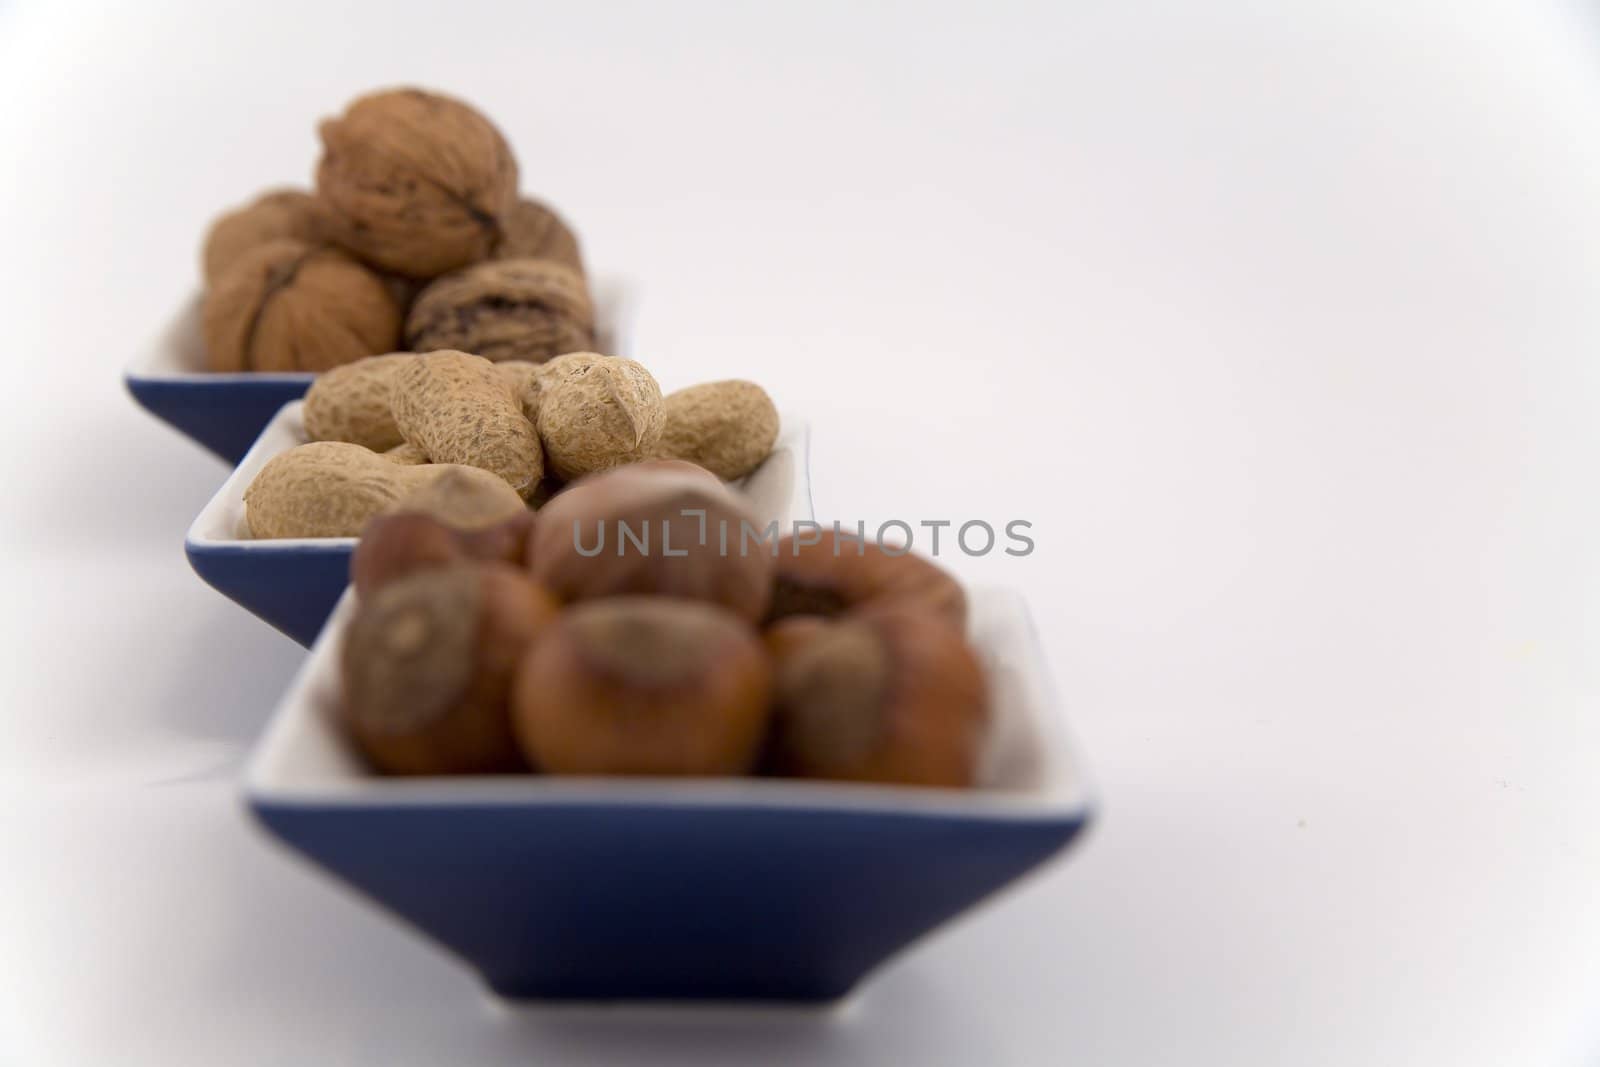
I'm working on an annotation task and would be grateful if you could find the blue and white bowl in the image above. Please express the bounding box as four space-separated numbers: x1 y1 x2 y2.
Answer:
124 296 312 464
244 586 1093 1004
126 279 636 464
186 401 814 646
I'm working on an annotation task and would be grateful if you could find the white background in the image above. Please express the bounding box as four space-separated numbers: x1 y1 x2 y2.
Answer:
3 1 1599 1063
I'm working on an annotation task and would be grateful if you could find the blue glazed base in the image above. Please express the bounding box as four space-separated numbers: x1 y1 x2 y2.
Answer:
127 373 312 465
253 799 1087 1002
186 541 351 646
244 588 1095 1003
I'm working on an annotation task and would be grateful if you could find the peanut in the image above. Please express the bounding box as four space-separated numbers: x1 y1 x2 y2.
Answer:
654 380 779 481
302 353 415 452
244 441 525 538
391 350 545 499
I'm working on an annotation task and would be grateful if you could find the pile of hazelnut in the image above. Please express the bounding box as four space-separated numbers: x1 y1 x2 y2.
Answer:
340 462 990 788
200 88 594 373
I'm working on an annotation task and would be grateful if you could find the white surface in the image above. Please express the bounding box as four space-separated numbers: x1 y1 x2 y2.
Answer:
251 587 1082 808
3 1 1600 1065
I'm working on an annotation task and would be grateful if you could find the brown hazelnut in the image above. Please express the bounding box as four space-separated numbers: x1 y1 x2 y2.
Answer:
766 530 967 629
511 597 772 776
654 380 780 480
492 197 584 275
351 510 535 599
767 609 989 787
315 88 518 277
341 563 559 775
202 239 401 372
384 465 528 529
201 188 329 285
528 460 773 622
405 258 594 363
762 615 830 662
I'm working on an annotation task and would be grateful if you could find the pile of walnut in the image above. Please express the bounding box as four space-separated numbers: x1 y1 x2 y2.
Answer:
340 463 989 787
242 349 779 538
201 87 593 373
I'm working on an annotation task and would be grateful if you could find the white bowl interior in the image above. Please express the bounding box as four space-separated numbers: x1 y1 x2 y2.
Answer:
128 276 636 380
187 402 812 549
246 586 1092 818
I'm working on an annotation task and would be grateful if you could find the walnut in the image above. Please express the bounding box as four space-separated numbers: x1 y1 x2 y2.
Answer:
315 88 518 278
201 189 329 285
404 258 594 363
201 239 402 373
492 198 584 275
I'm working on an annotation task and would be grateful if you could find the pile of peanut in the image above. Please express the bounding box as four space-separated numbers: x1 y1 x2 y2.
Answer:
244 350 780 538
341 463 990 787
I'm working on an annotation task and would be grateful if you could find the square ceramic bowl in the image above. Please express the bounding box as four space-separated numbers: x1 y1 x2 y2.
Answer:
186 402 814 647
125 278 635 464
245 586 1093 1004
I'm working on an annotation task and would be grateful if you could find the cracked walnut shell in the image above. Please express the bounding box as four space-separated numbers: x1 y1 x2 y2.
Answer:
405 258 594 363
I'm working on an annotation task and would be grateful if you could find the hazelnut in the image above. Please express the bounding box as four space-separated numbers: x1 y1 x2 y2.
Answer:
201 188 329 285
385 465 528 529
654 380 780 480
202 239 401 372
767 530 967 630
535 354 664 480
351 510 535 599
767 609 989 787
316 88 518 278
528 460 772 622
492 197 584 275
511 597 772 776
405 258 594 363
341 563 557 775
762 615 830 662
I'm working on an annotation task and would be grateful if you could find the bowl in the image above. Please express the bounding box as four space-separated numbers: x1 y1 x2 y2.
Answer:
186 401 814 646
125 278 635 464
245 586 1093 1004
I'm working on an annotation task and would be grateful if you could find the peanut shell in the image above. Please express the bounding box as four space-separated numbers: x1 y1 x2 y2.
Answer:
302 353 415 450
655 380 780 480
391 350 545 497
535 354 663 480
